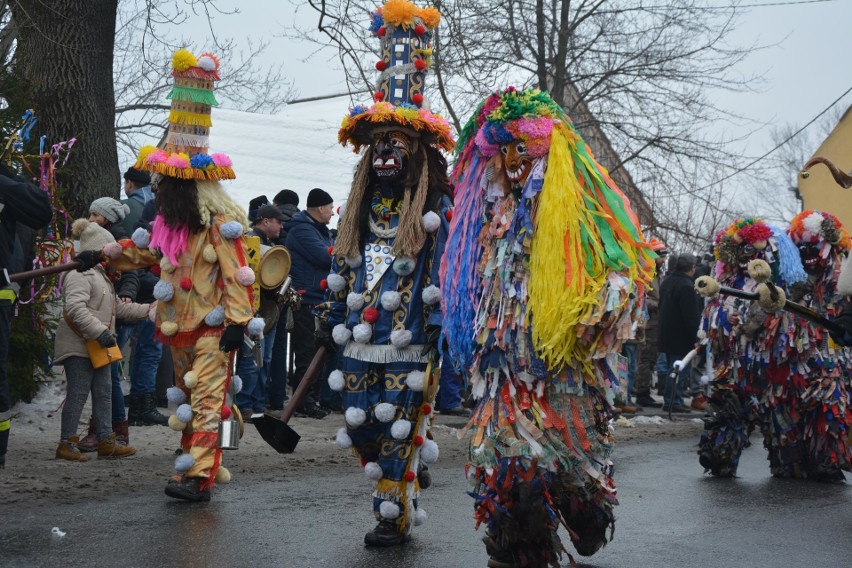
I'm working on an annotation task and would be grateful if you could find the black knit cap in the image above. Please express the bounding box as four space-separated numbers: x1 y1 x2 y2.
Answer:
306 188 333 208
123 167 151 186
273 189 299 207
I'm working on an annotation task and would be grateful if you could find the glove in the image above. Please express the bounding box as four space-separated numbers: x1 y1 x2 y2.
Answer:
314 320 336 352
96 330 117 348
219 324 245 352
75 250 103 272
421 324 442 358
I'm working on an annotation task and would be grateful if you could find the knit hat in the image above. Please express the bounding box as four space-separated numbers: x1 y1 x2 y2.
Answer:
257 203 285 221
307 188 333 208
123 167 151 186
273 189 299 207
90 197 130 224
72 219 116 253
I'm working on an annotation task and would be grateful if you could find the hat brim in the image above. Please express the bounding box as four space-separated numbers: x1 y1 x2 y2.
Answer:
339 102 454 153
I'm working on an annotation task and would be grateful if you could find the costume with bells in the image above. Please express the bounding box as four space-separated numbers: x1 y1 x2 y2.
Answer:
103 50 260 501
696 218 808 478
441 87 654 566
315 0 452 547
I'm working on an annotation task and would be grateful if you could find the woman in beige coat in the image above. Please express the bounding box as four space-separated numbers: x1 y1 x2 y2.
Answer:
54 219 153 461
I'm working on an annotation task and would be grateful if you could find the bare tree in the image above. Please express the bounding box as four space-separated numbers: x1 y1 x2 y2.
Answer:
294 0 767 249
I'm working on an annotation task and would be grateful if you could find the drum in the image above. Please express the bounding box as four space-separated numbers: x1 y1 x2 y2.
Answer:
257 245 291 290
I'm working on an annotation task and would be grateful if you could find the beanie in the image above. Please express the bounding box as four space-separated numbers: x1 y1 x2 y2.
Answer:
123 167 151 186
273 189 299 207
72 219 116 253
306 188 333 208
90 197 130 224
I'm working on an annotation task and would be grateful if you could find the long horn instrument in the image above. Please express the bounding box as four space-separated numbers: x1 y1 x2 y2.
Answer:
800 156 852 188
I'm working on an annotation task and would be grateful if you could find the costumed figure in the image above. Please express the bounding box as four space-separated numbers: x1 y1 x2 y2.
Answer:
786 210 852 481
696 218 807 477
77 50 262 501
441 87 655 567
315 0 453 547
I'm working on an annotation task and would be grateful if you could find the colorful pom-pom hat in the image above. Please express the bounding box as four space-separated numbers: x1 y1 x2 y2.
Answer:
338 0 454 153
133 49 235 181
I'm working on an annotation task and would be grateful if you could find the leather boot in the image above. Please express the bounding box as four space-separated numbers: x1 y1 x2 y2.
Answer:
97 433 136 459
56 436 88 462
113 419 130 445
364 519 410 547
140 393 169 426
77 418 99 452
165 476 211 502
127 397 145 426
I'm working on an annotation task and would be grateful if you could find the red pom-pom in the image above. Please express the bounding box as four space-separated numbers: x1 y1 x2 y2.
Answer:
180 277 192 291
375 60 387 71
414 59 426 71
363 307 380 324
445 210 453 222
421 404 432 415
413 435 424 446
404 471 416 482
374 91 385 102
414 24 426 36
412 93 424 106
221 406 232 420
320 279 328 291
378 26 386 37
328 245 334 255
150 265 161 277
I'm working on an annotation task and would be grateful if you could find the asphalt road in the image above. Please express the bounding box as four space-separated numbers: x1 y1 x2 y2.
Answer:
4 435 850 568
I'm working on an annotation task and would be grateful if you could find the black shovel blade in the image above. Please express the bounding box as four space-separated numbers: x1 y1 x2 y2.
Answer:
252 415 300 454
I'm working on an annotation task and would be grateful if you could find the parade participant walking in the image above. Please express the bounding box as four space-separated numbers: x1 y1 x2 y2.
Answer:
316 0 453 547
442 87 654 566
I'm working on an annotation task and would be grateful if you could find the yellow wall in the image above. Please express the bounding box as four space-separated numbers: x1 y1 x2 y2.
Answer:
800 108 852 228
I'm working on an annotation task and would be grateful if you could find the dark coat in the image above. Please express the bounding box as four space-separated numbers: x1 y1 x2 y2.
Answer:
657 270 702 358
0 164 52 285
831 300 852 346
285 210 333 305
274 203 299 246
105 221 139 302
129 198 158 305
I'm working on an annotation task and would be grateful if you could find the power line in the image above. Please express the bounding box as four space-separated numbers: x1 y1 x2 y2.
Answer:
607 0 839 11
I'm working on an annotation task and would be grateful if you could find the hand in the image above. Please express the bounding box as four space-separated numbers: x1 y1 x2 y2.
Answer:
119 296 132 304
421 324 441 358
314 320 336 352
96 330 117 348
75 250 103 272
219 324 245 352
147 301 158 322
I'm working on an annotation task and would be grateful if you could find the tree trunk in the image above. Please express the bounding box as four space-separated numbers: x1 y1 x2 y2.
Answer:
10 1 119 218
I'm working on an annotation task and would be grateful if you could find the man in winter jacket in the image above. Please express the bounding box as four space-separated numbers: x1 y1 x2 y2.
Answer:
0 163 53 468
284 188 334 418
121 167 153 235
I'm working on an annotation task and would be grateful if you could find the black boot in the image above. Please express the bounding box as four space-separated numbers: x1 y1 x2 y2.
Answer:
364 519 410 547
0 427 8 469
128 397 145 426
140 393 169 426
165 476 211 502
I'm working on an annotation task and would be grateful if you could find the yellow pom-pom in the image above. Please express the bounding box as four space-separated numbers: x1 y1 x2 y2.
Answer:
172 48 197 72
161 321 179 336
419 7 441 28
215 466 232 484
747 259 772 283
755 283 786 313
202 244 218 264
168 414 187 431
694 275 720 298
183 371 198 390
135 145 158 169
160 257 176 273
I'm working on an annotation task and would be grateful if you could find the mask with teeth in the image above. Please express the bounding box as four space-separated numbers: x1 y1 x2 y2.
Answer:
372 130 414 188
499 140 532 192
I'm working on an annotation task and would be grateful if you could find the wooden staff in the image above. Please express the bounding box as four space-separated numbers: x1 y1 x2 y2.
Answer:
6 261 80 283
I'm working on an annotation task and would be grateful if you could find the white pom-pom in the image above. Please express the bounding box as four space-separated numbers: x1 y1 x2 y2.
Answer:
379 501 400 520
103 242 123 259
353 323 372 344
168 415 186 431
421 439 439 463
197 54 217 71
131 227 150 249
236 266 255 287
422 285 441 306
160 257 176 274
390 419 411 440
215 466 232 484
332 324 352 346
203 306 225 327
327 273 346 292
183 371 198 390
175 454 196 473
202 244 218 264
414 507 427 526
328 370 345 392
247 317 265 338
153 280 174 302
220 221 244 239
336 428 352 449
803 212 825 235
176 403 193 424
393 257 416 276
390 329 412 347
374 402 396 423
232 374 243 394
346 293 365 311
166 386 186 405
405 371 425 391
345 407 367 427
700 374 711 385
422 211 441 233
160 321 178 337
381 291 401 311
345 255 363 269
364 461 383 481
